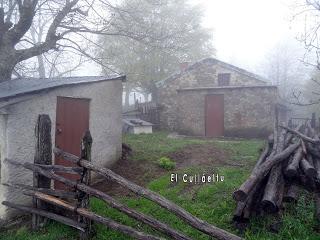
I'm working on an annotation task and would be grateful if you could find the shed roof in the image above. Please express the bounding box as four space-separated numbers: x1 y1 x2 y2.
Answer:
0 75 125 100
177 85 277 92
156 57 269 87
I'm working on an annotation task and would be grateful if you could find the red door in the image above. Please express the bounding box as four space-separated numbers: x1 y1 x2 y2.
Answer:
55 97 90 190
205 95 224 137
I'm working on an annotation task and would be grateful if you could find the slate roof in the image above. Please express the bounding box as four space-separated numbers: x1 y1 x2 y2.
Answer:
156 57 269 87
0 75 125 100
177 85 277 92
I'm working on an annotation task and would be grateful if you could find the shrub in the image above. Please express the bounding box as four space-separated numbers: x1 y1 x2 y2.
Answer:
158 157 176 170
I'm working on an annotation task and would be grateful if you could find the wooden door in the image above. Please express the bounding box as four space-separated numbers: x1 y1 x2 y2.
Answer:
55 97 90 190
205 95 224 137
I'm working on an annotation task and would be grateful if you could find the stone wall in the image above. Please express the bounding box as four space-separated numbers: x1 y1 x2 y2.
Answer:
157 59 270 131
176 86 277 137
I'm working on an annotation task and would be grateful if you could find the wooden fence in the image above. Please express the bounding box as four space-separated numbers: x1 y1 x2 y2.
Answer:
3 114 241 240
289 113 318 131
135 101 160 128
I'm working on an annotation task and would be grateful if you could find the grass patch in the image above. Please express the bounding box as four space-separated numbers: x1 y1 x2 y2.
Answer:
157 156 176 170
124 132 207 163
1 132 318 239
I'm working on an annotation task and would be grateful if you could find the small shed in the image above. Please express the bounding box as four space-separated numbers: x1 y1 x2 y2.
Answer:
156 58 287 138
0 75 125 220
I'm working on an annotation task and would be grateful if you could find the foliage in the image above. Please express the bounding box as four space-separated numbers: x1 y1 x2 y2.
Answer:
100 0 215 103
157 156 176 170
0 0 190 81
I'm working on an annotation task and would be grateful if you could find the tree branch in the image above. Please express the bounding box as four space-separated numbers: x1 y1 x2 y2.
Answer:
3 0 38 46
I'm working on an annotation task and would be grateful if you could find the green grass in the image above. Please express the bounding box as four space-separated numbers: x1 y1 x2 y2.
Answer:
124 132 207 162
0 222 77 240
1 132 319 239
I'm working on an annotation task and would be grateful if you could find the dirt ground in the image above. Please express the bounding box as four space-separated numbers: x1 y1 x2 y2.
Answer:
92 143 235 196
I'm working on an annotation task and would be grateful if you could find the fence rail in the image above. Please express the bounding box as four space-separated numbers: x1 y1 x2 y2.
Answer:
135 101 160 127
2 114 241 240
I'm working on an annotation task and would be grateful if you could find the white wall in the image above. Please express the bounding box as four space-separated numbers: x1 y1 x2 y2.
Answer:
0 79 122 220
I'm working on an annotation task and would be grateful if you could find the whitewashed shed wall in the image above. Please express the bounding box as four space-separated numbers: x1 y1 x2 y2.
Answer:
0 79 122 221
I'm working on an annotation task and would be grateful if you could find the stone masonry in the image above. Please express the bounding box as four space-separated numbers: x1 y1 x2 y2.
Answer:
156 58 280 137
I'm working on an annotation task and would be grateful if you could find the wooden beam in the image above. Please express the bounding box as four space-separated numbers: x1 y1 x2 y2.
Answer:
5 159 194 240
53 148 242 240
285 146 303 178
33 114 52 230
2 201 86 232
279 125 320 144
78 130 92 240
25 190 164 240
3 183 77 199
35 164 83 174
283 184 299 203
233 142 299 201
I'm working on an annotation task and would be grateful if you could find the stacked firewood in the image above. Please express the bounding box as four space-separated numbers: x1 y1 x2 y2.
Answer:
233 121 320 231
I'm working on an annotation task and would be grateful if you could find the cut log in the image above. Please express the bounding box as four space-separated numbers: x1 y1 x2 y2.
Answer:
233 201 247 222
233 140 299 202
53 149 242 240
233 173 269 226
261 164 284 213
3 183 77 199
284 146 303 178
252 140 272 172
300 157 317 178
279 125 320 144
2 201 86 232
261 128 286 213
33 114 52 230
28 191 164 240
308 145 320 158
283 184 299 203
243 177 267 218
301 140 307 155
24 191 164 240
78 130 93 240
4 159 207 240
35 164 83 174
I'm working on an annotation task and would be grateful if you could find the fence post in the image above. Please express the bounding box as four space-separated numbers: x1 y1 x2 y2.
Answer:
33 114 52 230
78 130 92 239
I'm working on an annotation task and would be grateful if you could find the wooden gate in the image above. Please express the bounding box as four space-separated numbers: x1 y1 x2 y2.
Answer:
205 94 224 137
55 97 90 190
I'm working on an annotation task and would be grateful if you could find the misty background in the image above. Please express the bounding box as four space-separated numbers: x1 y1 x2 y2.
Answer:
8 0 320 117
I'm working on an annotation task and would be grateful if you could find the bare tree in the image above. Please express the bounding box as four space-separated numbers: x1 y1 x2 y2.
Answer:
0 0 177 82
285 0 320 105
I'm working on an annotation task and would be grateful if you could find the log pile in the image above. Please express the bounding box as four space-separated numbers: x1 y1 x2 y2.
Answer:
233 121 320 231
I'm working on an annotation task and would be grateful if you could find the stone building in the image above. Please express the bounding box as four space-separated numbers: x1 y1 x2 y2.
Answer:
156 58 286 137
0 75 125 220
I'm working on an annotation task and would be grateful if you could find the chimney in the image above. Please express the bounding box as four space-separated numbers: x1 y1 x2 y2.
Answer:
179 62 190 72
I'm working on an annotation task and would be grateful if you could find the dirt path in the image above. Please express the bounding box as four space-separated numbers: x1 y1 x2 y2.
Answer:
93 143 231 196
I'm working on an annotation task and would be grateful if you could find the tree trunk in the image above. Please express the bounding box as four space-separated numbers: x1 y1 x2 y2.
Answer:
37 55 46 78
0 46 18 82
0 59 15 82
